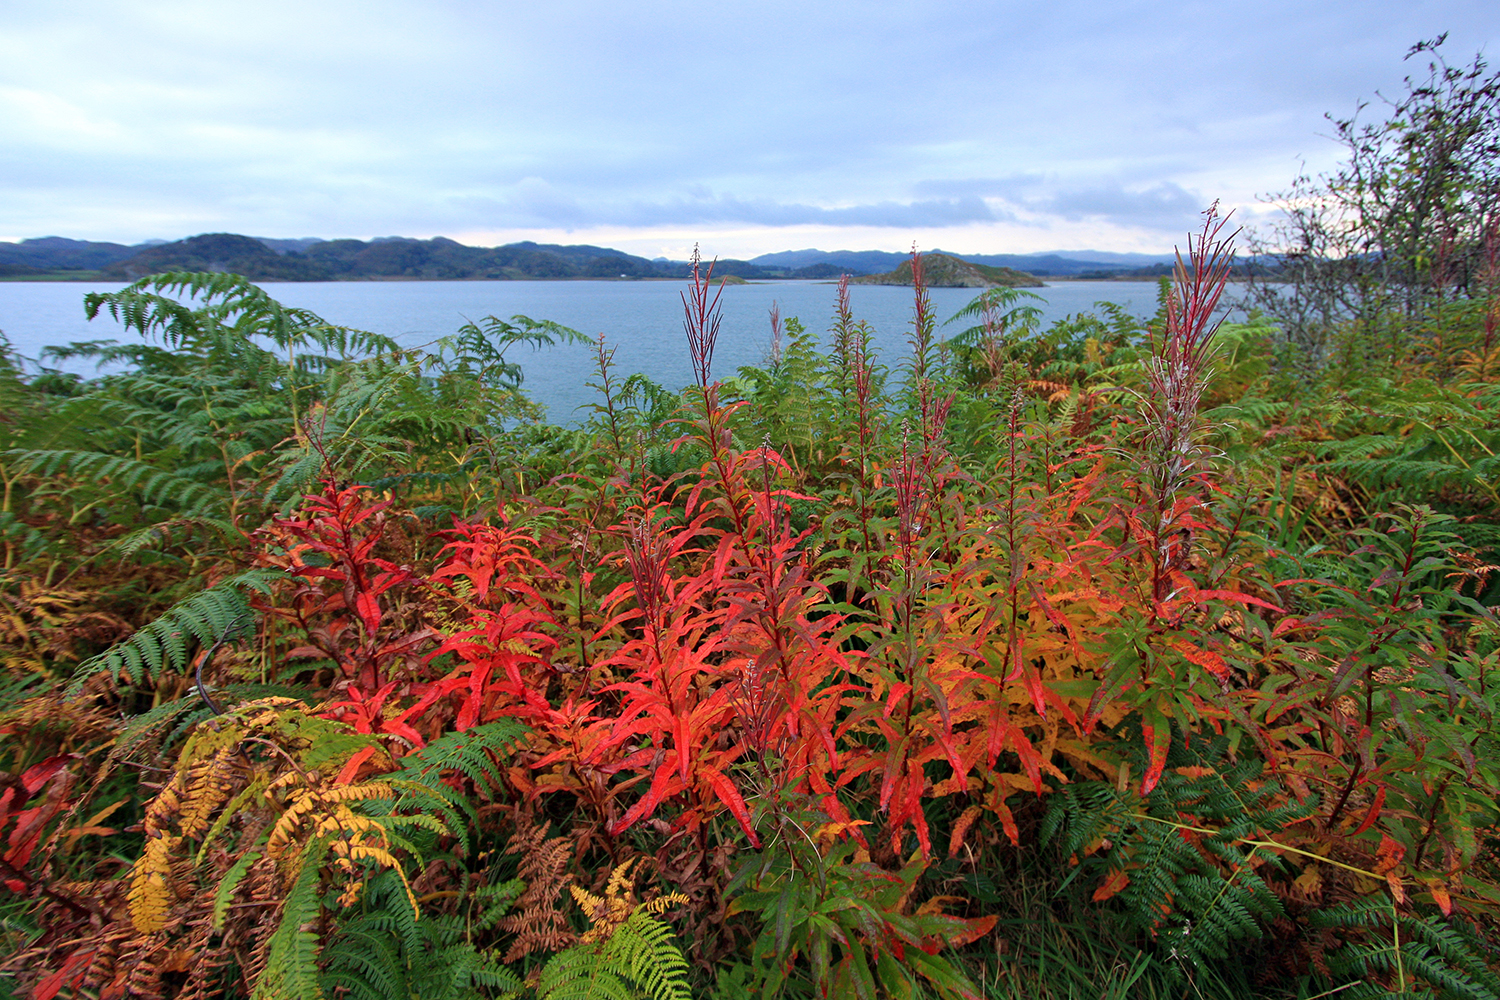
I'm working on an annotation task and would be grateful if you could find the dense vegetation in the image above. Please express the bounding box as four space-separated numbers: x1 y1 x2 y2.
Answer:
2 38 1498 1000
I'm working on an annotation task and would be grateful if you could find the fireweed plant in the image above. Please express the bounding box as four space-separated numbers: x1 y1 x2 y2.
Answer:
0 207 1498 999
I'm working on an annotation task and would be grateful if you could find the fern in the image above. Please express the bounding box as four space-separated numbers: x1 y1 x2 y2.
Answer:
213 847 263 931
109 682 316 766
85 271 400 360
387 719 531 850
1044 726 1312 980
320 869 524 1000
256 839 332 1000
1310 897 1500 1000
67 569 275 695
537 907 693 1000
6 448 228 515
0 510 53 564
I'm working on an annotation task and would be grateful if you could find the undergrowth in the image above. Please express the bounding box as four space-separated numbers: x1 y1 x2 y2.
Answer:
0 209 1497 999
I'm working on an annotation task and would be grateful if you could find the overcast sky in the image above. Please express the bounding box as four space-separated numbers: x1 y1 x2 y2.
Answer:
2 1 1496 259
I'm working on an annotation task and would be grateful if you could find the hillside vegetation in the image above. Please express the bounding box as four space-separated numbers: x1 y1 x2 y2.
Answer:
0 38 1498 1000
850 252 1043 288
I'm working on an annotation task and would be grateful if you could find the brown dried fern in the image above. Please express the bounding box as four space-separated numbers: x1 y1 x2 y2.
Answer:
499 818 578 962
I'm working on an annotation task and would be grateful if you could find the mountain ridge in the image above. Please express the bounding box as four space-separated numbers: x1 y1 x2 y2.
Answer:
3 233 1183 282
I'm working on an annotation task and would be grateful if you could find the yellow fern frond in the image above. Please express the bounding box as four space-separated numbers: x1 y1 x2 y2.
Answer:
128 834 180 934
311 807 383 842
268 780 399 857
568 883 603 914
603 857 638 901
574 859 640 943
643 892 689 915
179 747 236 839
267 790 322 858
320 780 395 803
142 771 187 838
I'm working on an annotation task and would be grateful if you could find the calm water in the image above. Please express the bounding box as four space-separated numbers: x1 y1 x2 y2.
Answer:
0 278 1164 424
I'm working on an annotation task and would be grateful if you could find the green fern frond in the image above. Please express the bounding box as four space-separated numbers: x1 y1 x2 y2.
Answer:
1310 900 1500 1000
1044 726 1308 980
68 569 275 695
256 840 330 1000
608 910 693 1000
0 511 53 564
320 871 523 1000
537 906 693 1000
401 719 530 788
7 448 226 515
537 945 638 1000
388 719 531 850
213 848 263 931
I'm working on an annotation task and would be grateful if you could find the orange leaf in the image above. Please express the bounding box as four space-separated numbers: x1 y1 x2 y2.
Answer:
944 913 998 948
1374 833 1405 875
1174 640 1228 679
1429 881 1453 916
948 805 982 858
1139 719 1170 795
1093 869 1130 902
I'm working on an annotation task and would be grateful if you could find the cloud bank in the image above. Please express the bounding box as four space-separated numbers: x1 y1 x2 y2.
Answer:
1 1 1496 254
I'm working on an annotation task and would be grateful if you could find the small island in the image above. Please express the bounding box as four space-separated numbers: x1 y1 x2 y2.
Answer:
849 252 1043 288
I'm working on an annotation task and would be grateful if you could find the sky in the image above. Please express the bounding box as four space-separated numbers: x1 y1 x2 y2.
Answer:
2 1 1497 260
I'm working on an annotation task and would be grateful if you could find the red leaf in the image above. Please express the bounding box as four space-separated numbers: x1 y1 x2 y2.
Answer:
884 683 912 718
1188 588 1283 613
703 767 760 847
32 948 96 1000
21 756 69 795
336 746 379 785
609 764 678 837
1351 784 1386 836
355 591 381 635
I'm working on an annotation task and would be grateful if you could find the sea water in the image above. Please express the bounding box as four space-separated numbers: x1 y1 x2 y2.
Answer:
0 279 1166 424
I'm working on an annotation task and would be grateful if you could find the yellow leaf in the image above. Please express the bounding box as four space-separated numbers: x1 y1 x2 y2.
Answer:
1292 867 1322 896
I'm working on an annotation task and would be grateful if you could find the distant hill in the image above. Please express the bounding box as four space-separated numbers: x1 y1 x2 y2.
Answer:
850 253 1042 288
90 234 786 282
302 237 668 280
0 237 141 273
257 237 327 255
750 247 1179 277
100 234 331 281
750 249 910 274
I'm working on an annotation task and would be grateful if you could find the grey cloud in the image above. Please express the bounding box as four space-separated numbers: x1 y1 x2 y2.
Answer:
6 2 1500 246
1038 181 1205 231
607 195 1000 229
911 176 1046 200
460 191 1001 230
916 176 1209 233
